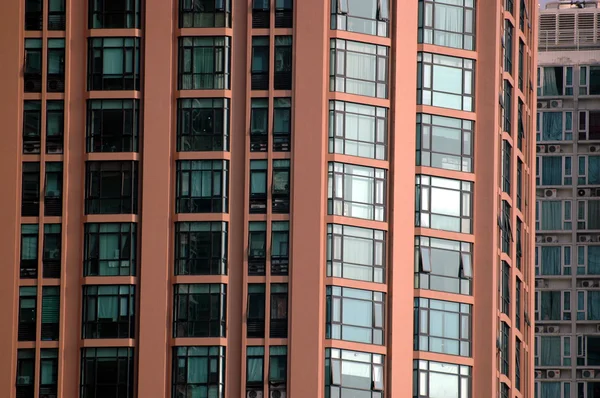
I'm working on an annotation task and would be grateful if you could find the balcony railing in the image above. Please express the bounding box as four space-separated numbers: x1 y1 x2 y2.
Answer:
250 134 268 152
273 133 290 152
271 256 289 275
250 194 267 214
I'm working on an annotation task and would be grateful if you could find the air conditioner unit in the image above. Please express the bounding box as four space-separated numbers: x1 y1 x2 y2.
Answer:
545 189 557 198
538 101 549 109
548 144 561 153
547 369 561 379
535 325 545 333
270 391 286 398
582 280 595 288
545 236 558 243
579 189 592 197
536 235 543 243
580 235 592 243
247 391 264 398
547 326 560 333
591 145 600 153
535 370 543 379
535 279 547 288
550 100 563 108
583 370 595 378
537 145 546 153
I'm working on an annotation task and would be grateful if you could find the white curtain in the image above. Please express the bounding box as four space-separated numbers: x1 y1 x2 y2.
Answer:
344 52 376 97
433 4 463 48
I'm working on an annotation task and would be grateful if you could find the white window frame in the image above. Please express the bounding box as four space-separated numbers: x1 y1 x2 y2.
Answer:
578 245 586 274
563 155 572 185
535 335 571 366
565 66 574 95
537 155 570 187
536 199 540 230
580 66 589 95
562 290 571 321
579 155 589 185
563 246 572 275
539 66 572 96
579 111 589 140
578 200 588 230
535 246 540 275
577 290 587 320
535 290 540 320
578 334 587 363
534 381 571 398
563 200 572 230
538 111 573 142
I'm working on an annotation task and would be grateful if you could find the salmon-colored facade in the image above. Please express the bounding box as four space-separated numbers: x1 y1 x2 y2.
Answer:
0 0 537 397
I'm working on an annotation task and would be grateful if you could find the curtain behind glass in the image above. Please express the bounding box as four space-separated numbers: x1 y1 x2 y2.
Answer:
588 291 600 320
433 4 463 48
541 246 561 275
542 112 562 141
541 291 560 320
589 156 600 184
541 336 560 366
187 357 208 383
589 246 600 274
542 157 562 185
543 67 559 95
541 382 560 398
589 201 600 230
541 201 562 230
103 48 123 75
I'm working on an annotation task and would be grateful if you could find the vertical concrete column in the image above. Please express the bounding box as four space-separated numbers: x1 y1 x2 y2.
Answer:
137 0 174 396
288 0 328 396
388 2 418 397
0 1 22 396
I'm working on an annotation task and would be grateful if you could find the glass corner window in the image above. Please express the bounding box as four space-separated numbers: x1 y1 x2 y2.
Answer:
418 0 475 51
179 36 231 90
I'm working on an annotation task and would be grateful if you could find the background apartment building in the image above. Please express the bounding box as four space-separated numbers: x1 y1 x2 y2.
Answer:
537 1 600 397
0 0 536 397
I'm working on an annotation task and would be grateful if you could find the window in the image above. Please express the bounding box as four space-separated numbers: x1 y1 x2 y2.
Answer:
416 113 473 172
179 37 231 90
87 99 140 153
270 284 288 338
19 287 37 341
578 110 600 141
500 201 512 255
536 246 571 276
40 349 58 397
47 100 64 154
536 336 570 367
82 285 135 339
173 284 226 338
536 382 571 398
331 0 389 37
271 221 289 275
537 111 572 141
516 218 522 270
172 346 225 398
327 224 385 283
515 338 521 391
250 160 268 213
251 37 270 90
176 160 229 214
418 0 475 50
179 0 231 28
20 224 38 279
414 298 471 357
89 0 140 29
330 100 387 160
48 0 66 30
274 36 292 90
501 261 510 315
177 98 229 152
326 286 384 345
577 155 600 185
275 0 293 28
500 383 509 398
85 161 138 214
273 98 292 152
44 162 63 217
579 65 600 95
269 346 287 394
246 346 264 392
272 159 290 214
576 200 600 231
536 200 571 231
517 160 523 210
330 39 389 99
518 40 524 90
503 80 512 134
248 222 267 276
538 66 573 96
503 20 513 74
413 360 471 398
25 0 42 30
24 39 42 92
175 222 228 275
325 348 384 396
328 162 386 221
84 223 137 276
518 100 525 149
47 39 65 92
23 101 41 154
500 322 509 375
22 162 40 217
415 236 472 295
41 286 60 341
43 224 61 278
247 284 265 338
16 349 35 398
417 52 475 112
516 278 522 330
88 38 140 91
536 155 570 186
252 0 270 28
250 98 268 152
80 347 134 398
415 175 473 234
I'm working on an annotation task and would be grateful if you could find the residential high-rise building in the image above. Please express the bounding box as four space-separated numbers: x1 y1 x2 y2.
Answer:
0 0 537 397
536 1 600 396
